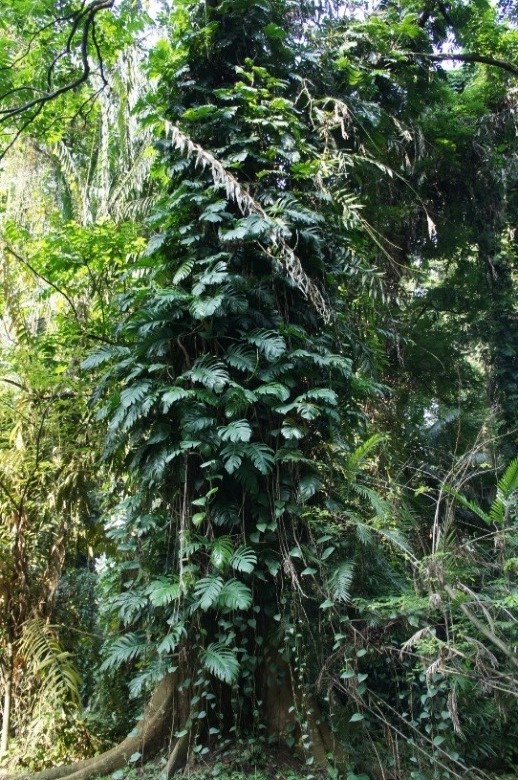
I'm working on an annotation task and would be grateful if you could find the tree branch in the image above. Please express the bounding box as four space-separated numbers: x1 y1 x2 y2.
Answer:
414 51 518 76
0 0 115 124
1 239 126 348
0 378 26 391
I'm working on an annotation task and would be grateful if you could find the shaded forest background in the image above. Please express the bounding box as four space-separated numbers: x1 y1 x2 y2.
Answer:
0 1 516 779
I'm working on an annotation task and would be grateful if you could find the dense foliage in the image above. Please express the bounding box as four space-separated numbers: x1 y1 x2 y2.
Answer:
0 2 516 779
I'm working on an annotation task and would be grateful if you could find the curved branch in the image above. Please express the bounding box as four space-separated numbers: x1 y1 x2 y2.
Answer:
1 237 127 348
0 6 85 74
0 103 44 162
413 51 518 76
0 377 26 391
0 0 115 123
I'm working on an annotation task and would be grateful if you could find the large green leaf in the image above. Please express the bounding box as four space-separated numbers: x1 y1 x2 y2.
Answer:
188 358 230 393
146 577 181 607
194 575 224 610
230 546 257 573
218 419 252 443
202 642 240 683
217 579 253 610
247 330 287 361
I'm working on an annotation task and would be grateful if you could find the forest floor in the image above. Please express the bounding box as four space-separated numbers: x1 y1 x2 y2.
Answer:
102 747 324 780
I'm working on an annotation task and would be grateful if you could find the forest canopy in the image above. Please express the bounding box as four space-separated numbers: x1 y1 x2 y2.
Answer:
0 2 516 780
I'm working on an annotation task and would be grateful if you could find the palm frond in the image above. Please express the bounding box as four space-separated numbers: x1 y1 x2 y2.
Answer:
53 141 93 224
490 457 518 525
19 617 81 710
346 434 386 476
165 123 330 320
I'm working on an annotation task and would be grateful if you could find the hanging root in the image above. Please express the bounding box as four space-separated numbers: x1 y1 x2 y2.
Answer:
14 673 178 780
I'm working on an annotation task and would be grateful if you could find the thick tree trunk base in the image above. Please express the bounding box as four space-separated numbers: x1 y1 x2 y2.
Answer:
263 650 347 769
11 673 179 780
1 651 345 780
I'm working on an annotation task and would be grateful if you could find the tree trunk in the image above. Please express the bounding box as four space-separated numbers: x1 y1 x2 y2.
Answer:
0 642 13 757
5 645 342 780
16 672 179 780
263 649 346 769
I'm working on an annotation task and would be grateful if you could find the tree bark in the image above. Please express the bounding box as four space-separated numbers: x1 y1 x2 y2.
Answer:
262 649 346 769
0 643 13 757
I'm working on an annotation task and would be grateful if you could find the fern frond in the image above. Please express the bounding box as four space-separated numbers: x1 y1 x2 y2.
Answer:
52 141 92 224
497 457 518 499
108 143 155 216
115 195 159 220
490 457 518 525
329 561 355 603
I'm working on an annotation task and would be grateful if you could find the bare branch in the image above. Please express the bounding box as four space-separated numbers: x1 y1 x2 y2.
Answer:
0 378 26 391
91 19 108 87
0 103 44 162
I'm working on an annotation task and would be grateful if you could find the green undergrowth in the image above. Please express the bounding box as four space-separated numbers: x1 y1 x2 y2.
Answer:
100 749 331 780
96 752 518 780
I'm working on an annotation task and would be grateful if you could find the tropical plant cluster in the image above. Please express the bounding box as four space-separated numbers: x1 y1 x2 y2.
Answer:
0 2 516 780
